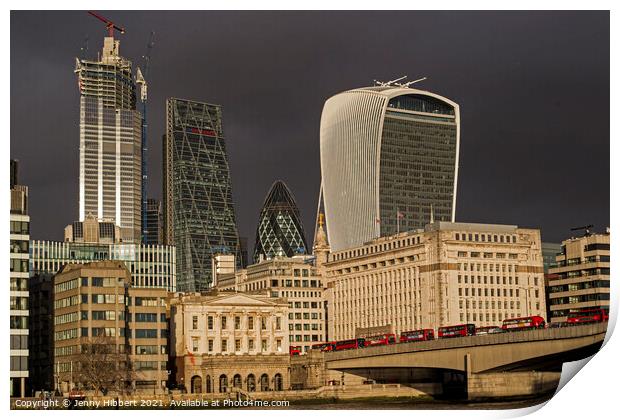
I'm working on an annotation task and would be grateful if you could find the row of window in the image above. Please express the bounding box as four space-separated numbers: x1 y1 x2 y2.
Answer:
288 312 322 320
549 280 610 293
455 232 517 244
458 251 518 259
270 279 322 288
459 287 540 298
193 315 282 331
197 338 282 353
331 235 423 261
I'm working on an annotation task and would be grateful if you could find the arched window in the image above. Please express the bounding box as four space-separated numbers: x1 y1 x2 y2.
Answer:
247 374 256 392
233 374 242 389
206 375 212 393
260 374 269 391
191 375 202 394
274 373 283 391
219 374 228 393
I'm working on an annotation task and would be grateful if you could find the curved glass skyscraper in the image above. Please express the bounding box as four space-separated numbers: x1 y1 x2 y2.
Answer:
253 180 309 262
320 85 460 251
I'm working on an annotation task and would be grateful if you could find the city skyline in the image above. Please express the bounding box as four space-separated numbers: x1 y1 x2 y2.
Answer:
10 11 610 251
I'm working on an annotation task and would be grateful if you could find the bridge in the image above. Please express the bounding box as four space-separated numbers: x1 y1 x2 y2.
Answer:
319 324 607 399
325 323 606 373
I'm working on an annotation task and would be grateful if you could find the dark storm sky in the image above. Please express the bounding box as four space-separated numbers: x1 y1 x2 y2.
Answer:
10 11 610 249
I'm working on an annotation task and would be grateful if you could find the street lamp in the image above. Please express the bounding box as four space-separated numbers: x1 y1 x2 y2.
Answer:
516 286 531 316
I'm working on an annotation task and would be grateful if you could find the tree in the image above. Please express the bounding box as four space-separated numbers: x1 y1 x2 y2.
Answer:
70 334 136 396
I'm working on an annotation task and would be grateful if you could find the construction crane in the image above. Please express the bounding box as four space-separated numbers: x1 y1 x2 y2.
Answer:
571 225 594 237
137 32 155 244
88 11 125 38
79 34 89 59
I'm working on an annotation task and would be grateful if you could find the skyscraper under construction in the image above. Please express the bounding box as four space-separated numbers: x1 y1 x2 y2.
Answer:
74 35 142 243
163 98 242 291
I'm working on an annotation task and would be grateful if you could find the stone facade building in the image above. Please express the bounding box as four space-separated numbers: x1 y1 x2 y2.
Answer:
170 292 290 393
548 232 610 322
53 261 169 394
217 257 326 353
324 222 546 340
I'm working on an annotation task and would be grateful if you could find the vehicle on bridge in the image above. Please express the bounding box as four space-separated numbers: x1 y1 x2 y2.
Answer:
365 333 397 347
475 326 503 335
312 342 336 352
400 329 435 342
289 345 301 356
567 308 609 325
501 316 546 331
334 338 366 351
438 323 476 338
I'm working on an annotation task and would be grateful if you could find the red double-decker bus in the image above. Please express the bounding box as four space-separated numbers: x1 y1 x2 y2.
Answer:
365 333 397 347
334 338 366 351
438 324 476 338
567 308 609 325
311 342 336 352
501 316 546 331
400 329 435 342
289 345 301 356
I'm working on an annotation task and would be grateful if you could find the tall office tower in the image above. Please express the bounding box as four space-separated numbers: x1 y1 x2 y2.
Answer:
163 98 242 291
253 180 309 263
10 160 29 397
320 84 460 251
144 198 162 245
75 35 142 243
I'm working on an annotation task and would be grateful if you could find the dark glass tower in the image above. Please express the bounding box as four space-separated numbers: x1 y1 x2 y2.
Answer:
144 198 161 245
253 180 309 262
163 98 242 291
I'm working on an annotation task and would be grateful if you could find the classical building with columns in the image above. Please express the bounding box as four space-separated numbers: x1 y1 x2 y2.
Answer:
170 292 290 393
324 221 546 341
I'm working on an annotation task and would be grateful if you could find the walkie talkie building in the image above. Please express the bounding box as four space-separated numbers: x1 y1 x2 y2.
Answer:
320 85 460 251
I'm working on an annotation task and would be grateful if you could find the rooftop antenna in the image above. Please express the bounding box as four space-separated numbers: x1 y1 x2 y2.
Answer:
396 76 428 88
373 75 407 87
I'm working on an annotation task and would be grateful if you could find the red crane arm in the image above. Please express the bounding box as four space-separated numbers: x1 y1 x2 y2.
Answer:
88 11 125 37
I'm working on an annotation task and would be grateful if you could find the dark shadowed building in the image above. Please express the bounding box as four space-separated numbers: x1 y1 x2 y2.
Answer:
163 98 242 291
253 180 309 263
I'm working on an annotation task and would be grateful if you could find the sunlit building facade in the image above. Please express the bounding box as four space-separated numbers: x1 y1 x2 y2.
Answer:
324 222 546 341
10 160 29 397
548 232 610 322
75 36 142 243
320 85 460 251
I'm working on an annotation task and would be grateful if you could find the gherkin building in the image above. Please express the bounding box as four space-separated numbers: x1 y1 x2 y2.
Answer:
253 181 309 262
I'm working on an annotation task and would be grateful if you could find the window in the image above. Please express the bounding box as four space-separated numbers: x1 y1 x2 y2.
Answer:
235 339 241 352
261 317 267 330
248 316 254 329
192 316 198 330
235 316 240 329
249 339 254 351
208 339 213 352
276 317 281 330
192 338 199 352
208 316 213 330
221 316 227 329
221 339 228 352
261 340 267 352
